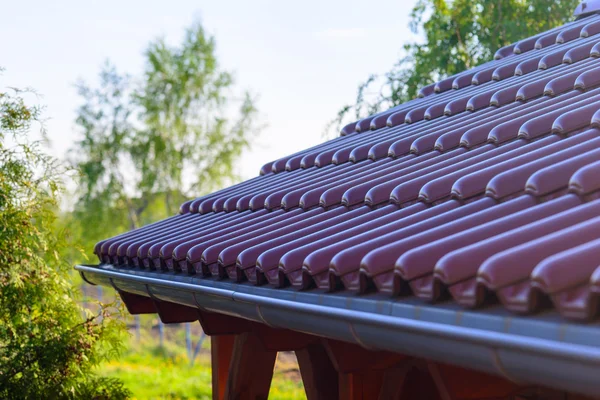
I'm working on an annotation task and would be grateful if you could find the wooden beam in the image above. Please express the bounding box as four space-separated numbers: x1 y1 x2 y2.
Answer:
323 339 406 374
198 311 254 335
321 339 407 399
339 372 362 400
377 364 412 400
397 367 442 400
256 324 319 352
118 291 156 314
223 332 277 400
296 343 339 400
152 299 199 324
211 335 235 400
338 370 385 400
431 363 518 399
427 363 453 400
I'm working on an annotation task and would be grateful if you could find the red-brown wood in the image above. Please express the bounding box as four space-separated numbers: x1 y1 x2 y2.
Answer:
324 339 407 373
152 300 199 324
256 324 319 352
118 291 156 314
339 372 362 400
223 332 277 400
339 369 385 400
431 362 519 399
398 367 443 400
377 363 412 400
322 339 406 399
296 342 339 400
197 312 565 399
211 335 235 400
198 311 254 335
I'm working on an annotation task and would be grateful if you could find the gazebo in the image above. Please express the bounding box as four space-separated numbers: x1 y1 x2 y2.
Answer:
79 2 600 398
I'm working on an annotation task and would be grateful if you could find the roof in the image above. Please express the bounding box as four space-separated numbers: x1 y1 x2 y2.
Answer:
78 9 600 396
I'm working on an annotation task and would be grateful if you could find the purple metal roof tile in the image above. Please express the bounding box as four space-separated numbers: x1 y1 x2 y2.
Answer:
289 203 431 290
389 141 529 206
398 194 567 302
120 211 246 264
367 146 497 207
105 213 205 256
531 238 600 319
581 18 600 37
89 15 600 324
479 215 600 314
258 204 408 287
486 132 600 200
156 209 277 267
569 160 600 196
417 82 436 98
139 209 263 263
220 218 358 278
216 206 368 279
172 209 305 273
327 201 462 292
525 150 600 197
575 1 600 18
590 264 600 295
450 197 582 279
494 43 516 60
358 198 496 280
558 20 590 44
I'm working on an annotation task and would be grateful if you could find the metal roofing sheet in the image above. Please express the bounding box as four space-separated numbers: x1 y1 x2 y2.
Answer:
90 13 600 325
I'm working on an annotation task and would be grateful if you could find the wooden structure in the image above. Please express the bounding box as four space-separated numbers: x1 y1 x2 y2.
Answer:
114 290 594 400
79 3 600 398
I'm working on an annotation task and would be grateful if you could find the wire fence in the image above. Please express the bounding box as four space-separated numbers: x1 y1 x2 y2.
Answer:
80 284 207 365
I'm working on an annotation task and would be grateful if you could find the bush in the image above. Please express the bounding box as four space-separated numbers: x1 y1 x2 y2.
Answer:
0 85 129 399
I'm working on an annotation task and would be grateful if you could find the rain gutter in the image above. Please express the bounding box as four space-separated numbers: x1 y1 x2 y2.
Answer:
77 264 600 396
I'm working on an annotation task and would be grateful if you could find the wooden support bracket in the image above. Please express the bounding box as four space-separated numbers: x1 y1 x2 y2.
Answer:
223 332 277 400
118 291 156 314
296 342 339 400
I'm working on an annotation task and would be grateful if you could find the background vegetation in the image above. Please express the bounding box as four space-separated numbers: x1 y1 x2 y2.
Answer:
1 1 581 398
96 316 304 400
330 0 579 132
67 23 261 259
0 84 129 399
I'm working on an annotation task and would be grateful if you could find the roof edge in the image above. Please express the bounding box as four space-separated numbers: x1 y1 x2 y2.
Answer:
77 264 600 396
574 1 600 19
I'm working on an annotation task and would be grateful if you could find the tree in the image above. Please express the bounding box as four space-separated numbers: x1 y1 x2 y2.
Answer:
70 23 260 256
330 0 579 132
0 80 129 398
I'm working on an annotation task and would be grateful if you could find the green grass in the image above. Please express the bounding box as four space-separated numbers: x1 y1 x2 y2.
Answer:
98 332 305 399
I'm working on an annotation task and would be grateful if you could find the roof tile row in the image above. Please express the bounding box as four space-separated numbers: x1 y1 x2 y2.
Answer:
95 13 600 322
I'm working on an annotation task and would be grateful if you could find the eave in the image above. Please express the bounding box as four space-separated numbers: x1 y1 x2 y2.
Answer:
78 263 600 397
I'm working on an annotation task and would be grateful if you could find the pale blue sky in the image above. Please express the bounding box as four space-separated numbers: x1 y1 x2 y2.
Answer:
1 0 418 180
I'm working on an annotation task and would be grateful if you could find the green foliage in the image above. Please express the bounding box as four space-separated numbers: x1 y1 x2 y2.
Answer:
70 22 261 258
330 0 579 132
99 332 305 400
0 86 129 398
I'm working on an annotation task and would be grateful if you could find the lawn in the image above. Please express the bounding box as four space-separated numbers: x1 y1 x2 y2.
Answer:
98 328 306 400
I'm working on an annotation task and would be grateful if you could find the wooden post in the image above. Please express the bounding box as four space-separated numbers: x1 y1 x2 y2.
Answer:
211 335 235 400
223 332 277 400
377 364 412 400
296 343 339 400
322 339 406 400
338 370 385 400
396 367 443 400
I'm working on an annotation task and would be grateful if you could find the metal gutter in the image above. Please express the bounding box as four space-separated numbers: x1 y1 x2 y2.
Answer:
77 264 600 396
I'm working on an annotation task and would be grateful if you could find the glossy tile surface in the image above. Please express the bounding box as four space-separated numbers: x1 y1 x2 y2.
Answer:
95 15 600 322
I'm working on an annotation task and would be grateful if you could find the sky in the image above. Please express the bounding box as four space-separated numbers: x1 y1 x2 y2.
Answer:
1 0 418 181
